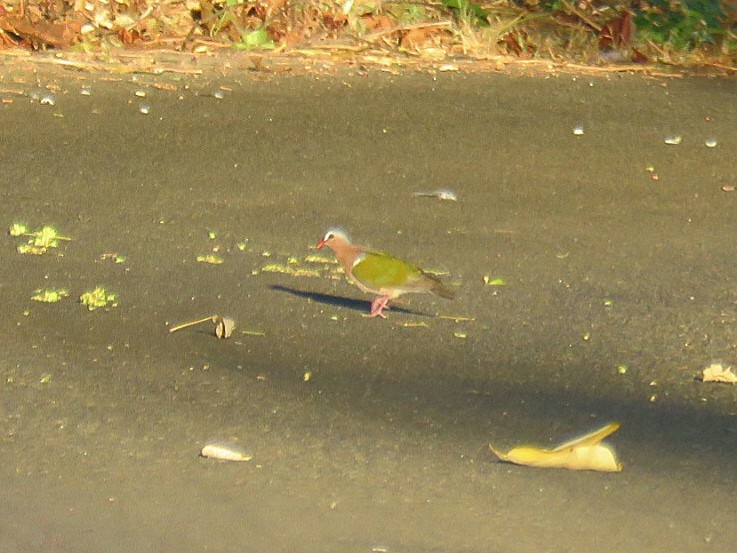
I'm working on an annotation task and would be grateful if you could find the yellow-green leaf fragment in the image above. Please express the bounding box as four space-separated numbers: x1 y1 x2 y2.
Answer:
241 329 266 336
291 268 322 277
18 244 48 255
31 288 69 303
80 287 117 310
12 224 72 254
100 253 126 264
208 230 218 240
304 254 335 264
196 254 224 264
489 422 622 472
39 374 53 384
438 315 476 322
259 263 321 278
33 226 61 248
261 263 291 274
483 276 506 286
8 223 28 236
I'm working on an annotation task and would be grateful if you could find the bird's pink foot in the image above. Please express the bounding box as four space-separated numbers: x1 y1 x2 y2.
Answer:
368 296 390 318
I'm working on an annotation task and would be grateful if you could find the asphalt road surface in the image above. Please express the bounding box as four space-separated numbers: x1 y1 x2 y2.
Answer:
1 57 736 553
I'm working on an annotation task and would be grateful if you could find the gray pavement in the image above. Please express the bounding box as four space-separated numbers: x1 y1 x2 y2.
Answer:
1 58 736 552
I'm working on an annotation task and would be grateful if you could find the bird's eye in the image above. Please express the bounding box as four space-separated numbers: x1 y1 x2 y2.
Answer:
326 233 334 240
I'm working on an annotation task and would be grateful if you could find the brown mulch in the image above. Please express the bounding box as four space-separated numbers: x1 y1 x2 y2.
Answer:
0 1 734 76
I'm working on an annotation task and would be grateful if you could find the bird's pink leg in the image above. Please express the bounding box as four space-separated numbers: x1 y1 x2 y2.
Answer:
368 296 390 318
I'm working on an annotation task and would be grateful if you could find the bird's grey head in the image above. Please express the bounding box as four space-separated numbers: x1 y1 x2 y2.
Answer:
322 227 351 243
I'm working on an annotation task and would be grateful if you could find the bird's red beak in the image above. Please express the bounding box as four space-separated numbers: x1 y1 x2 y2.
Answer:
315 239 326 249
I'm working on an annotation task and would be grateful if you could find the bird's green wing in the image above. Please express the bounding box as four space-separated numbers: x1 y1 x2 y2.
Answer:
352 251 422 290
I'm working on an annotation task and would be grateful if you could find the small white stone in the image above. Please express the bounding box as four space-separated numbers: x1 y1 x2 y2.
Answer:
705 138 717 148
573 125 584 136
139 104 150 115
664 135 682 145
200 443 252 461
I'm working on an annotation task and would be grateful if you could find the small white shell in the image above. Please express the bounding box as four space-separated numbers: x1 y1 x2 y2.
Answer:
664 135 682 145
705 138 718 148
139 104 150 115
572 125 584 135
200 443 252 461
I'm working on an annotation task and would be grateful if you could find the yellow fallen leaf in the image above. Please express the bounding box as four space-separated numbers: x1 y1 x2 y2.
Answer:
701 363 737 384
551 421 620 451
489 422 622 472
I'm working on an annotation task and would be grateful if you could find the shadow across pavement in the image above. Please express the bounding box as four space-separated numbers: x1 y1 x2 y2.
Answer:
270 284 426 317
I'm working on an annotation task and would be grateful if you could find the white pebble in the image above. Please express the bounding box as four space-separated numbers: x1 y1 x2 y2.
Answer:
705 138 718 148
139 104 150 115
200 443 252 461
573 125 584 136
40 94 56 106
664 135 682 145
134 89 147 98
80 86 92 96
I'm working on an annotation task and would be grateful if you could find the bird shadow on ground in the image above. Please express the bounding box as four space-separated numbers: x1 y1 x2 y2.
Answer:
270 285 426 317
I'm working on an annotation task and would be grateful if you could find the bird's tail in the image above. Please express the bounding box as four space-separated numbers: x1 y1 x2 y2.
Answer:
424 272 456 300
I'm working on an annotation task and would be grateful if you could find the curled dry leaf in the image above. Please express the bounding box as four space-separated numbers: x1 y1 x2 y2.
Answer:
489 422 622 473
215 316 235 339
169 315 236 339
700 363 737 384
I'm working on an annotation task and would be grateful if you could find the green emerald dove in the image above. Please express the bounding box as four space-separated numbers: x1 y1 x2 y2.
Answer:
316 228 455 318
